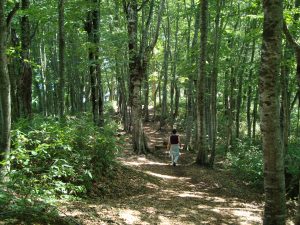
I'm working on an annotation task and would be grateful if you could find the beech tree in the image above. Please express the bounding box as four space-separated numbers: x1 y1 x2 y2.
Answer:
260 0 286 224
58 0 65 118
0 1 19 175
20 0 32 117
123 0 165 154
85 0 104 126
196 0 209 166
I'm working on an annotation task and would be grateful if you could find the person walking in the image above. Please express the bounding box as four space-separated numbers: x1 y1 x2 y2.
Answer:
167 129 181 166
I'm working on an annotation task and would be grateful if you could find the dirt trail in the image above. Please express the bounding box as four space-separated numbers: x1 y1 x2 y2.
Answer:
60 122 264 225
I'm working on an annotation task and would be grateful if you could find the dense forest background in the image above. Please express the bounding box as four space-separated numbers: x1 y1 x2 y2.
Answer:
0 0 300 224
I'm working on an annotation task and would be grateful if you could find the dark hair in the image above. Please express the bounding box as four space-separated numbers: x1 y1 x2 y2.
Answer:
172 129 177 134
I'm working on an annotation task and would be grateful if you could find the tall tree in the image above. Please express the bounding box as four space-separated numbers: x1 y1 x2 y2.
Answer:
58 0 65 118
170 3 179 126
123 0 165 154
20 0 32 117
184 0 199 151
260 0 286 224
160 16 170 129
85 0 103 126
209 0 224 166
0 1 19 175
196 0 209 166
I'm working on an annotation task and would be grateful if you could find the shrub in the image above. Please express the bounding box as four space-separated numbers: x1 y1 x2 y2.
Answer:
226 140 263 186
5 115 119 199
285 143 300 198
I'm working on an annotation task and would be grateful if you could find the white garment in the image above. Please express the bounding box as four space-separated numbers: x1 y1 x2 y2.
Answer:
170 144 180 163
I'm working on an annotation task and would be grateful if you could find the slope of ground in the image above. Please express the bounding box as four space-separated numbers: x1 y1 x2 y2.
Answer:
56 121 271 225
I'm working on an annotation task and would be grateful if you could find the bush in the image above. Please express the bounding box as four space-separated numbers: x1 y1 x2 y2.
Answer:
285 143 300 198
5 115 119 199
286 143 300 177
226 140 263 186
0 185 72 224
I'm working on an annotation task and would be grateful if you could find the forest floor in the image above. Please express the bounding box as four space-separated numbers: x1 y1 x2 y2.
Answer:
56 121 274 225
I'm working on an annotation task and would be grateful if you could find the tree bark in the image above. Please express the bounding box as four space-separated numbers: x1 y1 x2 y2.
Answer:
124 0 146 153
260 0 286 224
170 9 179 125
8 28 20 120
0 1 18 176
247 39 256 141
185 1 199 151
252 89 258 140
20 0 32 117
160 21 170 129
196 0 209 166
85 0 103 126
235 54 247 139
123 0 165 154
58 0 65 118
209 0 223 166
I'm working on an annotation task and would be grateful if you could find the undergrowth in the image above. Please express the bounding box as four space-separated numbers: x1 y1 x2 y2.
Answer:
0 114 120 224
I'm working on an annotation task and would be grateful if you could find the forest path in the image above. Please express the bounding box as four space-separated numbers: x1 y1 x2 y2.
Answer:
60 121 263 225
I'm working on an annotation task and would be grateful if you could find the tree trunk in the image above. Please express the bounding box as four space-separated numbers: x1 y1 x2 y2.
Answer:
247 39 256 140
252 89 258 140
123 0 164 153
125 0 146 154
280 60 289 155
297 178 300 225
209 0 223 166
0 1 18 176
185 1 199 151
196 0 209 166
160 22 170 129
8 28 20 120
235 67 244 139
225 67 235 152
20 0 32 117
85 0 103 126
170 11 179 125
39 41 48 116
260 0 286 224
174 85 180 119
58 0 65 118
144 71 150 122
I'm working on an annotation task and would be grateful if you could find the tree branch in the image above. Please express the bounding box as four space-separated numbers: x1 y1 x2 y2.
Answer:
6 2 20 28
290 91 299 111
137 0 150 11
283 20 300 52
148 0 165 52
30 22 39 42
122 0 129 16
139 0 154 57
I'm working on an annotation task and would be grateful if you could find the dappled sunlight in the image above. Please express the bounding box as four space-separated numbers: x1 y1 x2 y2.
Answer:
231 209 261 224
57 119 265 225
121 155 170 167
60 209 84 217
145 182 160 190
119 209 141 224
206 196 227 203
145 171 191 180
177 191 207 199
144 161 168 166
157 215 196 225
196 201 262 224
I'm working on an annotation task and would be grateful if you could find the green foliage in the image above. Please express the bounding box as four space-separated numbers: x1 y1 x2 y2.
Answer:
0 186 71 224
226 140 263 186
285 143 300 178
5 115 119 199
